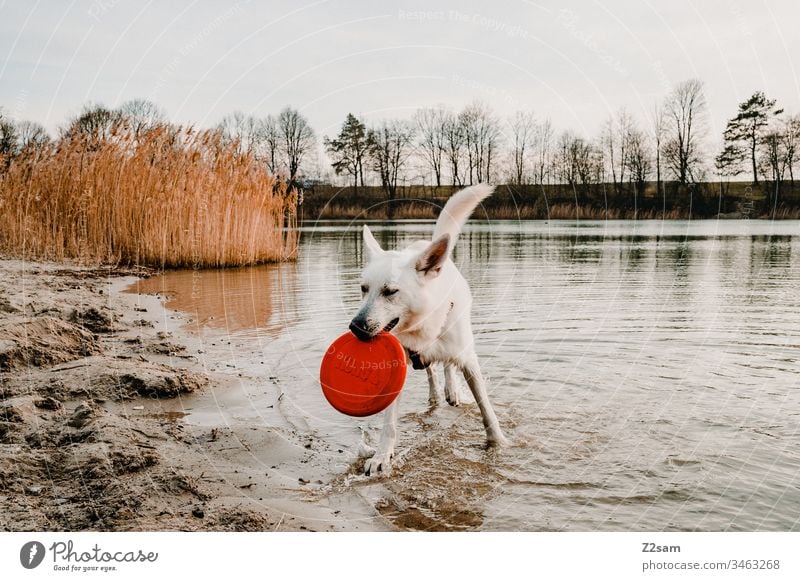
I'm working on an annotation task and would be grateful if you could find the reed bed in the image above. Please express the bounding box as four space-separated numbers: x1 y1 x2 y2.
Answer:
0 125 297 267
542 203 687 220
308 202 439 220
765 206 800 219
309 200 692 221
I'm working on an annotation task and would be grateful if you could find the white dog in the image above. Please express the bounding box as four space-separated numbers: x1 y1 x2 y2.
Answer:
349 184 509 476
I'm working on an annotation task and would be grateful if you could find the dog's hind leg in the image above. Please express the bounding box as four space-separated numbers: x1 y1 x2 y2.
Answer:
461 356 509 447
444 364 461 406
364 396 400 476
426 364 441 407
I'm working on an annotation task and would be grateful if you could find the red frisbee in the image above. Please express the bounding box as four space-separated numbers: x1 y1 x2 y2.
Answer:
320 331 407 417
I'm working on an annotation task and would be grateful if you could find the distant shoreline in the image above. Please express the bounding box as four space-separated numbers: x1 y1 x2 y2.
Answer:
299 183 800 221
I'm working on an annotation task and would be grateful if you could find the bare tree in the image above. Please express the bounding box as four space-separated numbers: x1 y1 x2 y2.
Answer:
554 131 603 192
217 111 260 155
118 99 165 138
459 107 477 184
780 114 799 184
760 129 791 211
554 132 572 186
217 110 314 183
0 110 18 166
62 103 121 150
16 120 50 153
625 128 652 197
601 117 617 189
760 131 789 182
533 118 553 185
573 138 599 187
485 126 501 183
413 107 447 187
459 102 501 184
601 108 635 193
277 107 315 186
650 104 665 198
555 132 581 186
443 111 465 186
258 114 280 174
509 111 535 185
663 79 708 184
591 143 606 185
367 120 415 215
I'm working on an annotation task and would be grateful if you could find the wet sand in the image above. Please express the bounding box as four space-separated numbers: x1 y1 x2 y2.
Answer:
0 259 387 532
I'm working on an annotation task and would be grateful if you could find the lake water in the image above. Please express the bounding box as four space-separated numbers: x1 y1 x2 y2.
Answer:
129 219 800 531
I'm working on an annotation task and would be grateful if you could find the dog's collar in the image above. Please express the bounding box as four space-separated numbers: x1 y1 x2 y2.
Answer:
408 350 429 370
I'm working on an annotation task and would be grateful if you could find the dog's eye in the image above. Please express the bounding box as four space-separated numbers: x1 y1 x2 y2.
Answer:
360 284 369 294
382 288 398 297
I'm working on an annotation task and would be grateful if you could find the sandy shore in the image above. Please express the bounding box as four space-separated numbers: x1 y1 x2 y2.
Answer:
0 259 389 532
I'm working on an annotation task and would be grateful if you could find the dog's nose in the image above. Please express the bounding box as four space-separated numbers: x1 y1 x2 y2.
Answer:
349 320 373 342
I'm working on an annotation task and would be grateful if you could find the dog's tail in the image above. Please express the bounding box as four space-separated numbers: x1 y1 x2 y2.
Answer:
432 184 494 250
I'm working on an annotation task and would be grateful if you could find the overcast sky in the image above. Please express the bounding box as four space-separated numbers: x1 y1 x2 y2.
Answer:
1 0 798 141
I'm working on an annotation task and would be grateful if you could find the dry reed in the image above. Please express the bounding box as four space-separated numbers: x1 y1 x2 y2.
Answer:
763 206 800 219
309 200 692 221
542 203 687 220
0 124 297 267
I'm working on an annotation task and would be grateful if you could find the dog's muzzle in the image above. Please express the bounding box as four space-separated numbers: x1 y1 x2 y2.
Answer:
349 317 400 342
349 320 373 342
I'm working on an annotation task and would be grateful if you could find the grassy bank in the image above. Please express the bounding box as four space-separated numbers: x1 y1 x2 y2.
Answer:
299 182 800 221
0 125 297 267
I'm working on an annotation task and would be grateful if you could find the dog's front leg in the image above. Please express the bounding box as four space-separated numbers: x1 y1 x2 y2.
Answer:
461 356 509 447
444 364 461 406
426 364 441 406
364 396 400 476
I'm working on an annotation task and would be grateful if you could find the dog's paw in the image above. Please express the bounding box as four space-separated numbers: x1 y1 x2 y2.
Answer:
444 385 461 406
357 440 376 458
364 452 393 477
487 431 511 447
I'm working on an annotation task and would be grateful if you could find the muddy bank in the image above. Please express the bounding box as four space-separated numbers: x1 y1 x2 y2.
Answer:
0 260 382 531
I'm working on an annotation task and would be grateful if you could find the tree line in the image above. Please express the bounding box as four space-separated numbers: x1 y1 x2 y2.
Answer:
323 80 798 199
2 78 798 212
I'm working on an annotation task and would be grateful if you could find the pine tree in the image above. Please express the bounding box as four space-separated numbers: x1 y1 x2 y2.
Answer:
722 91 783 184
324 114 368 190
714 143 745 179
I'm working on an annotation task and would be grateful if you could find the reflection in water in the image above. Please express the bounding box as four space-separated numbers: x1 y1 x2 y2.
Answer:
129 263 300 336
460 229 494 262
620 237 646 271
129 219 800 531
374 226 401 253
751 235 792 269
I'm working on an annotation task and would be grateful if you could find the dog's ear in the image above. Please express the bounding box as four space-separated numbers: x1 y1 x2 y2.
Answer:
415 234 450 278
362 225 383 259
